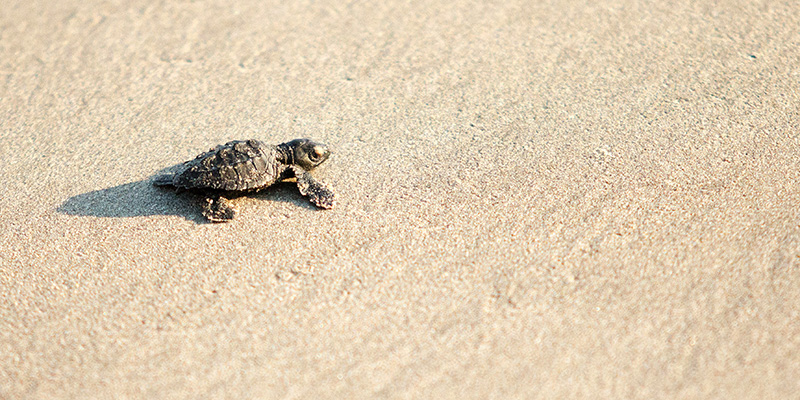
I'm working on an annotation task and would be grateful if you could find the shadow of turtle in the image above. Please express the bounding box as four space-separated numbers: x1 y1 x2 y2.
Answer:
57 165 318 223
57 179 208 223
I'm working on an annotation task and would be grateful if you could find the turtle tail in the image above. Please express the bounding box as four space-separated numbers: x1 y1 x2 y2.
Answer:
151 174 175 187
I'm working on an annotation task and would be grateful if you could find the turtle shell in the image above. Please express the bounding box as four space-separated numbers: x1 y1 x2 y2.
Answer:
173 139 281 191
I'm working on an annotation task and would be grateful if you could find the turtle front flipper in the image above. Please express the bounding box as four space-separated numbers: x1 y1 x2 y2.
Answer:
290 166 335 209
202 195 237 222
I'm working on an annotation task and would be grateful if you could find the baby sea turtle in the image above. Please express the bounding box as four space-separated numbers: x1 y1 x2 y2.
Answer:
153 138 334 222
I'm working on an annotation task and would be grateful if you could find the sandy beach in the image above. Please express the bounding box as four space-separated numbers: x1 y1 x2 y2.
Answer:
2 0 799 398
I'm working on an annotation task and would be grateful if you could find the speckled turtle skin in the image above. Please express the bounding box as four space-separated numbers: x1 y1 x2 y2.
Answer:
154 138 334 222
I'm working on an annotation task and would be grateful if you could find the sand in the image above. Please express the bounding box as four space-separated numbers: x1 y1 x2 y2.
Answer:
1 0 799 398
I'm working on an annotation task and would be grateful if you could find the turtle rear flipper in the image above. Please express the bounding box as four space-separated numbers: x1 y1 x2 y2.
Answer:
291 166 335 209
152 174 175 186
202 196 237 222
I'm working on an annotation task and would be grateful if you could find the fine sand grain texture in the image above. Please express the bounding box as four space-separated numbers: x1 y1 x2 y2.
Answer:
2 0 799 398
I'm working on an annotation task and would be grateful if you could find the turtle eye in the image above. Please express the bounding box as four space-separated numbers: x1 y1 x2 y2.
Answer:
308 146 324 161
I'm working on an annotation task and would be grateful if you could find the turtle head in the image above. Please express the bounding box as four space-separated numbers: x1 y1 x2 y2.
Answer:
280 138 331 170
